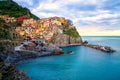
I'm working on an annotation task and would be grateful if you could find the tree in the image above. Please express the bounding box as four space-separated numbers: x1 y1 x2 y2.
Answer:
0 0 39 19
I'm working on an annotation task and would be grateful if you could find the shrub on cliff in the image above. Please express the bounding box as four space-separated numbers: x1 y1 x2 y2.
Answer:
0 19 12 39
63 27 80 38
0 28 11 39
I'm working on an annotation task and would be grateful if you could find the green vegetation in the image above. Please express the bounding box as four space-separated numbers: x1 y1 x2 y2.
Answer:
0 0 39 19
0 19 12 39
62 22 80 38
0 28 11 39
8 21 23 27
63 27 80 38
0 0 36 40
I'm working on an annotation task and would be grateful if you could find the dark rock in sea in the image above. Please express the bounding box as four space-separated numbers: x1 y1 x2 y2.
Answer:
52 48 64 55
82 40 88 45
67 51 74 54
82 43 116 53
99 46 116 52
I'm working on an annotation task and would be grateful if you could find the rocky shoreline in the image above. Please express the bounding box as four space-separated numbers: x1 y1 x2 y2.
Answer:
7 49 63 64
0 57 30 80
0 43 63 80
0 39 116 80
81 41 116 53
0 42 116 80
0 46 63 64
59 41 116 53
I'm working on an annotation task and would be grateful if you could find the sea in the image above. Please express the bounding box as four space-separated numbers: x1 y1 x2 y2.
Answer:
17 36 120 80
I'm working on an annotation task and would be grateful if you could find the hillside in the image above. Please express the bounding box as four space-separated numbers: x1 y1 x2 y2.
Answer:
0 0 39 19
0 0 82 47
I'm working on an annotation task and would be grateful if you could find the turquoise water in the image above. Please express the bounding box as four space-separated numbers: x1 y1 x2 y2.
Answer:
17 36 120 80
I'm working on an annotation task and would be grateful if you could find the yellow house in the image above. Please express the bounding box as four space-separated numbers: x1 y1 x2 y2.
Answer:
0 15 4 19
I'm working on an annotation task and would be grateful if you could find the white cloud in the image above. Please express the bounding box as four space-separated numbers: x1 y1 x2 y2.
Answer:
79 10 119 22
33 1 60 11
77 25 120 36
14 0 120 36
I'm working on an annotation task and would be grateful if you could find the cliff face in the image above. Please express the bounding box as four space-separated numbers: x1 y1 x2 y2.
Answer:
49 21 82 47
70 36 82 43
51 33 82 47
51 34 69 46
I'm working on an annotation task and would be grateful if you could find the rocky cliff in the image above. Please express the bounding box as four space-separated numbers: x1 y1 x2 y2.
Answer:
51 34 82 47
0 58 30 80
49 19 83 47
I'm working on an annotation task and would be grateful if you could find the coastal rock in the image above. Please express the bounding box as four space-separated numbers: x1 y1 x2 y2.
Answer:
82 43 116 53
70 36 82 44
52 48 64 55
1 44 64 63
51 34 69 46
51 34 82 47
0 58 30 80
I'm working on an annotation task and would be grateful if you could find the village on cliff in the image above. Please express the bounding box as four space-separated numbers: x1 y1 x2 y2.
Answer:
0 15 73 41
0 14 80 51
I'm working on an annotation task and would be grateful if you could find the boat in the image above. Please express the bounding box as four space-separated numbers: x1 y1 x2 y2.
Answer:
67 51 74 54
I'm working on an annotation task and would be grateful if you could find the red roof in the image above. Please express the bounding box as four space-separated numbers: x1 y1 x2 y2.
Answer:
16 16 27 21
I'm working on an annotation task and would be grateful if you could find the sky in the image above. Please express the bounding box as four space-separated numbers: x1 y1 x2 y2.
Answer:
13 0 120 36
